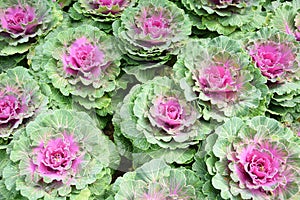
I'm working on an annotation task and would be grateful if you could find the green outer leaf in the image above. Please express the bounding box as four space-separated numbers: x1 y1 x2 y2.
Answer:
3 162 19 191
70 188 91 200
0 179 25 200
181 0 266 35
212 173 232 199
16 178 48 200
112 159 201 199
270 1 298 38
0 54 26 73
132 148 196 168
212 117 244 158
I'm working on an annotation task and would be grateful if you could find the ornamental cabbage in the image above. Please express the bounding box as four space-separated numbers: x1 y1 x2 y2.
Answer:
28 24 122 116
2 109 120 200
0 67 48 147
243 28 300 120
113 76 212 167
245 28 300 83
181 0 267 35
0 0 62 56
112 0 191 66
194 116 300 199
112 159 204 199
174 36 269 122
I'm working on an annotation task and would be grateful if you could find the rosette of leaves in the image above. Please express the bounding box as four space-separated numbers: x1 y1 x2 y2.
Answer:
112 0 191 75
2 109 120 200
28 24 122 116
269 0 300 41
0 67 48 149
0 0 62 58
70 0 136 23
181 0 267 35
243 27 300 121
112 159 204 199
174 36 269 122
193 116 300 199
113 76 212 167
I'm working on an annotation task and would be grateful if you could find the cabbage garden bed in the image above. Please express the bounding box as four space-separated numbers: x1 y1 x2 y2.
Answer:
0 0 300 199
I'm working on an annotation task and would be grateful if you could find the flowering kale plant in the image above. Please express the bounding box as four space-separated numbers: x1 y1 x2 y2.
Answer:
2 109 120 200
112 0 191 65
243 27 300 120
246 28 300 83
174 36 269 121
0 67 48 147
1 0 300 199
112 159 204 199
0 0 62 57
113 76 212 167
28 24 122 116
194 116 300 199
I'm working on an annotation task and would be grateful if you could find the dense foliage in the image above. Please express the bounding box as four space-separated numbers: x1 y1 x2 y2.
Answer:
1 0 300 199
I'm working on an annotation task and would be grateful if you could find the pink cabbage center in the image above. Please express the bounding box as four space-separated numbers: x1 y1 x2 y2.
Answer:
98 0 124 7
150 97 184 131
0 4 38 34
0 95 19 122
62 37 105 79
199 66 235 90
249 41 295 80
0 92 27 125
235 143 286 191
33 133 81 180
197 65 241 102
138 8 170 39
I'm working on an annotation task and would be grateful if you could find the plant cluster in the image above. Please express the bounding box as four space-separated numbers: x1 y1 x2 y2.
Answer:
0 0 300 199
